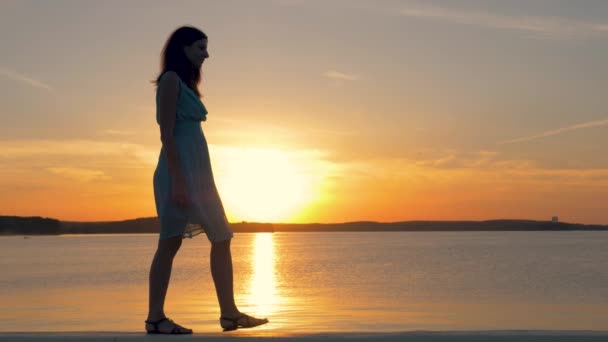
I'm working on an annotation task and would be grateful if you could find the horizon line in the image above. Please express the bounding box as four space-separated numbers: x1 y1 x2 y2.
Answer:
1 215 605 226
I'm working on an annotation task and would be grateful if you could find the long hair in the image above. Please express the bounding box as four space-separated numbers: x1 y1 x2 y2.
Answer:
154 26 207 97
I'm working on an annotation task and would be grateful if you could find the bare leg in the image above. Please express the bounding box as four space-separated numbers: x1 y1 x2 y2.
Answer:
211 238 269 330
147 236 182 321
210 238 239 316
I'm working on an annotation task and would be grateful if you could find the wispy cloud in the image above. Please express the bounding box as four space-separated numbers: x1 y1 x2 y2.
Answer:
45 167 111 182
498 118 608 145
398 4 608 39
308 128 355 136
324 70 360 82
0 66 53 91
413 150 537 170
0 139 158 167
212 116 355 137
101 129 136 136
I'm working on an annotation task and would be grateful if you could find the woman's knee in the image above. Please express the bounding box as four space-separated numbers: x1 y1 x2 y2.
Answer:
157 235 182 255
211 237 231 251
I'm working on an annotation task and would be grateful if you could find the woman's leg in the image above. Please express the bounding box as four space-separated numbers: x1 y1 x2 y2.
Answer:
210 238 239 317
210 238 269 330
147 235 183 321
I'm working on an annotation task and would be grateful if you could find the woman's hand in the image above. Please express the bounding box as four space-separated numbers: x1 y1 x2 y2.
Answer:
171 177 191 208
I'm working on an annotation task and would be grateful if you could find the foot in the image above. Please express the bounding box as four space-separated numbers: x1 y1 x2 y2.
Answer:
145 317 193 334
219 313 269 331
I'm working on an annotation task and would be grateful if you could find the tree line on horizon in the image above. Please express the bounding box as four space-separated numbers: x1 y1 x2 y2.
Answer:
1 215 607 236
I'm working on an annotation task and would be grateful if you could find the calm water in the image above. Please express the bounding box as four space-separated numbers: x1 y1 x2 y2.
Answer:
1 231 607 334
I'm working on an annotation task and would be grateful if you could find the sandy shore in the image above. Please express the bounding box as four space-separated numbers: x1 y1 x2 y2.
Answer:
1 331 608 341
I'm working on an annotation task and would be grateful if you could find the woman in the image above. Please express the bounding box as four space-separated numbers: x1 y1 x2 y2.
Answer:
145 26 269 334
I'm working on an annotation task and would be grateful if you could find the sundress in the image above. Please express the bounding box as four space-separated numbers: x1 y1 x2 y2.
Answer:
153 72 233 242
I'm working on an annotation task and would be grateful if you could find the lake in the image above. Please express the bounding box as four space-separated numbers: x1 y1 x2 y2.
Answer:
1 231 607 334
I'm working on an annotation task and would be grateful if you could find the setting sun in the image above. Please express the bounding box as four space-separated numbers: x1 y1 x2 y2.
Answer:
211 147 319 223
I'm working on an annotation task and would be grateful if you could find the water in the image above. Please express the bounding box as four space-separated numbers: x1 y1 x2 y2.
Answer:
1 231 607 334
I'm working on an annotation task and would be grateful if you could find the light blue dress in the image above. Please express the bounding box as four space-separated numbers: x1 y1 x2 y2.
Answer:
153 72 234 241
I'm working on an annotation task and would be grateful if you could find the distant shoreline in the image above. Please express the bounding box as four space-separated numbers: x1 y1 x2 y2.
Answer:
1 215 607 236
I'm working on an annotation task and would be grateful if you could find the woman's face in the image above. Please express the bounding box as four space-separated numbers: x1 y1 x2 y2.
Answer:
184 38 209 69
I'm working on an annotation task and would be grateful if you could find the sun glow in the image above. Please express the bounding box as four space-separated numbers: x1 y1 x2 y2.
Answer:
245 233 281 319
212 147 319 223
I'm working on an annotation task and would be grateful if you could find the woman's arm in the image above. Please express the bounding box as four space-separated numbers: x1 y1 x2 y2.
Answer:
157 71 185 184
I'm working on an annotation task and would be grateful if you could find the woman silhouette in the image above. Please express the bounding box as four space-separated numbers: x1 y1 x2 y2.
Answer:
145 26 269 334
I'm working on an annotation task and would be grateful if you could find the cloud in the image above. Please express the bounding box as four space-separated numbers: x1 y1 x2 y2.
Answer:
320 151 608 208
308 128 355 136
398 4 608 39
101 129 136 136
498 118 608 145
413 150 537 170
0 138 160 202
211 117 355 138
0 66 53 91
0 139 158 167
324 70 360 82
45 167 111 182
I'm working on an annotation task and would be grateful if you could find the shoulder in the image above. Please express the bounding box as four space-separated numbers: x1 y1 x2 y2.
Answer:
159 71 180 87
158 71 181 95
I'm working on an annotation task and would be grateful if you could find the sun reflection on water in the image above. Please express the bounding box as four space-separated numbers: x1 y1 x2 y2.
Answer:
245 233 282 320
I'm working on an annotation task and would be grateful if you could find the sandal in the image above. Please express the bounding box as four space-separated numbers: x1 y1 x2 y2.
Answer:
219 313 269 331
145 317 193 334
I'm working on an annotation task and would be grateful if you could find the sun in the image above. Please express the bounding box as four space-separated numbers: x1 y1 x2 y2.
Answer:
211 146 318 223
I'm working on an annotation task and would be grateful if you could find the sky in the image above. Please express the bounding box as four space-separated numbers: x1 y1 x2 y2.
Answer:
0 0 607 224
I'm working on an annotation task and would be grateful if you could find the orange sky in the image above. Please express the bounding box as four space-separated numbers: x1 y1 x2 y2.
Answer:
1 1 607 224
